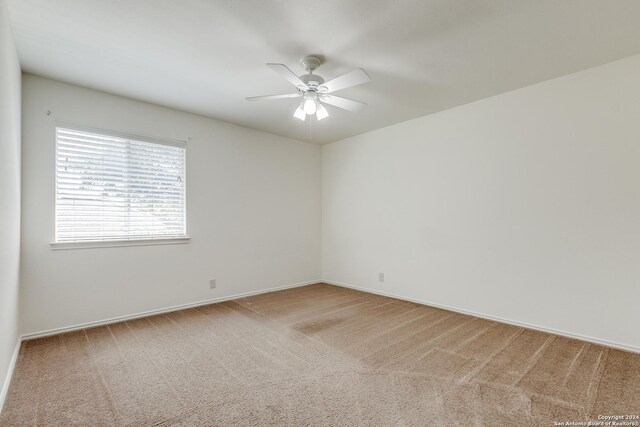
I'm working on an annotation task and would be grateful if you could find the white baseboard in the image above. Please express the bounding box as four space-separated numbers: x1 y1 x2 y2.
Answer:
22 280 321 341
0 339 21 415
324 280 640 354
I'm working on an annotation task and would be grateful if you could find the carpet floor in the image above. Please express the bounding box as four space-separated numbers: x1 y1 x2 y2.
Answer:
1 283 638 426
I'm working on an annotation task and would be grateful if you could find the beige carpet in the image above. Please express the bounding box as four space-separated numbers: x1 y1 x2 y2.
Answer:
1 283 638 426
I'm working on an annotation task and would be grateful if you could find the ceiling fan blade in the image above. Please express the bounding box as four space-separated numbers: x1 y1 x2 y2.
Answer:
320 95 367 112
320 69 371 93
267 63 308 89
246 93 301 102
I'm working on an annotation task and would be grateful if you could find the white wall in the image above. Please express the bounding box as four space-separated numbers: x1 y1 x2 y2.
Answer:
0 0 21 405
20 75 321 335
323 54 640 351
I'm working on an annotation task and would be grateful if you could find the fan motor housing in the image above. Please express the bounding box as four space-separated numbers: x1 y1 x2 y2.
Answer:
301 73 325 87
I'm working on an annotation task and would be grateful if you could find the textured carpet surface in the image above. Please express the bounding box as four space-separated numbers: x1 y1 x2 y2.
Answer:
1 283 638 426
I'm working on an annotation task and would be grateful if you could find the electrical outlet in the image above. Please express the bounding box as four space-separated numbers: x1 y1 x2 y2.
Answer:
209 279 216 289
379 273 385 282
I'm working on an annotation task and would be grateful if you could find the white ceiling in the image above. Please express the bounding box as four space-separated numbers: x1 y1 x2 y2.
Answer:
7 1 640 144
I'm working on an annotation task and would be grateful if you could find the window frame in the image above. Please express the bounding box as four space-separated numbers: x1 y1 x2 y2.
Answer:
51 123 190 249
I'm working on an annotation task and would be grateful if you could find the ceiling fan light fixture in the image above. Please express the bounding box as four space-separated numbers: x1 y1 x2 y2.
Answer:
293 103 306 121
316 103 329 121
303 96 317 115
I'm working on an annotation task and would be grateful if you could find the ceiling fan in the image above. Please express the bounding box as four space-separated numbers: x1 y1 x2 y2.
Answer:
246 55 371 121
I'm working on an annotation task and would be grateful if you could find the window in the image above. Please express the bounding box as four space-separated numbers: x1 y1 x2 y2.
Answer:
54 126 187 244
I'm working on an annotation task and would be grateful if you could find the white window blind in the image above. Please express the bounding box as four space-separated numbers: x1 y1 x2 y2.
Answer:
55 127 186 242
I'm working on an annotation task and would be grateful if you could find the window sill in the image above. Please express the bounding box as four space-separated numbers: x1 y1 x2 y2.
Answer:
50 236 191 250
